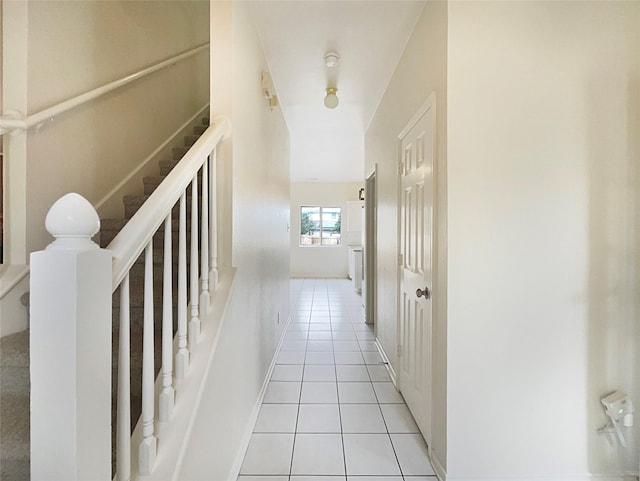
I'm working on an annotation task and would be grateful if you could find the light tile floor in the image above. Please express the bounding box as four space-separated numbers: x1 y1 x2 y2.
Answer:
238 278 437 481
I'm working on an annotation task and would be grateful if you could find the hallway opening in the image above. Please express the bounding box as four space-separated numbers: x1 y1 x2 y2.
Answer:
237 278 436 480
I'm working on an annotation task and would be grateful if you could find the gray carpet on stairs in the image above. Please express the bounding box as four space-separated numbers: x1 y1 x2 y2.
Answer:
0 330 30 481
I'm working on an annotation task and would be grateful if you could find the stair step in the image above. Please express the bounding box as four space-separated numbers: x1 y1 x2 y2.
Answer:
123 194 201 219
101 218 194 248
184 134 200 147
159 159 179 175
143 175 167 195
172 146 190 159
143 171 203 195
101 217 129 232
112 303 182 327
158 158 208 177
123 196 147 219
0 331 30 481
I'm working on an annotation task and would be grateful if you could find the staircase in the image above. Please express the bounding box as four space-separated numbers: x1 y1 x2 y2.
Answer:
0 330 29 481
0 117 209 481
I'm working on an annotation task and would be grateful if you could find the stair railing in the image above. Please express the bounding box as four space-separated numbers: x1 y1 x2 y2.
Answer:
0 44 209 136
29 116 231 481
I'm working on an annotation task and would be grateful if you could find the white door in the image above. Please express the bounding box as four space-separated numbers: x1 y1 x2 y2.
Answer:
398 95 434 444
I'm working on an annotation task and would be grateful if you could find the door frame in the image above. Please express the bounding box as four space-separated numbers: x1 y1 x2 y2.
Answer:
395 93 436 444
364 165 377 330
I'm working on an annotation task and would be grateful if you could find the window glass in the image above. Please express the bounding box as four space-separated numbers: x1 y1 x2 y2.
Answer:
300 206 341 246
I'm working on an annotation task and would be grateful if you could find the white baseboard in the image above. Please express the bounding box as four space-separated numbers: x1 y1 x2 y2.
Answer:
444 475 634 481
590 474 638 481
430 447 447 481
228 311 293 480
375 337 397 386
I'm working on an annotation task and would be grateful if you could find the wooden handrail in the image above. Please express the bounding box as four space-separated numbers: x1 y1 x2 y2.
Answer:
107 117 230 293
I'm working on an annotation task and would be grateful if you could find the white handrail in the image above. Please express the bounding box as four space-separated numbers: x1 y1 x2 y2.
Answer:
108 117 231 292
0 43 209 134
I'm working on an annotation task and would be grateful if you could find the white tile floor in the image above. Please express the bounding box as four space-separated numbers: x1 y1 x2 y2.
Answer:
238 278 437 481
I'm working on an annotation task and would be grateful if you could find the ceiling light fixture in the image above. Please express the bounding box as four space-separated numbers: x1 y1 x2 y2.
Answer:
324 87 339 109
324 52 339 68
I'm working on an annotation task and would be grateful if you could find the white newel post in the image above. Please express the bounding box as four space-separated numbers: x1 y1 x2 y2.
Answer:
30 193 112 481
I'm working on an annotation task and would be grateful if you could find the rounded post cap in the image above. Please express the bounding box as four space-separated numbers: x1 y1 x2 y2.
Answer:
45 193 100 251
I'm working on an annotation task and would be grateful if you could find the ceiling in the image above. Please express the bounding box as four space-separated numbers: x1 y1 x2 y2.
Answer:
249 1 425 183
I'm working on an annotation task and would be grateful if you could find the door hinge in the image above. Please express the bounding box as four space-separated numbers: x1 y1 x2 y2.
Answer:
398 162 404 175
397 344 403 357
398 253 403 266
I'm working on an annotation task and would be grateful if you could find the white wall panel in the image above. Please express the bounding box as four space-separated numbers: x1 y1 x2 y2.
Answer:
179 3 291 479
447 1 640 477
364 1 447 471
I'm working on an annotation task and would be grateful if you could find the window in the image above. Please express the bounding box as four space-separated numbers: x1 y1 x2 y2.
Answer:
300 206 341 246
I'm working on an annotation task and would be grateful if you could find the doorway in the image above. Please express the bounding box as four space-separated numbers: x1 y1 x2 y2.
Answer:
364 167 377 328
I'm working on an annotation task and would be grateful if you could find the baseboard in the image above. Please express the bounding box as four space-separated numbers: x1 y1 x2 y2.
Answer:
430 446 447 481
444 475 631 481
590 474 638 481
375 337 397 386
228 310 294 480
425 461 636 481
94 103 210 220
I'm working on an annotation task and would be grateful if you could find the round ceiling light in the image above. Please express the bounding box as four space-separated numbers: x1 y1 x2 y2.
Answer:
324 87 339 109
324 52 339 68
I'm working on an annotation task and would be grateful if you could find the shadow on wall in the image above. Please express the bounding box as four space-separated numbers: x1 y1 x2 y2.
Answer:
587 72 640 474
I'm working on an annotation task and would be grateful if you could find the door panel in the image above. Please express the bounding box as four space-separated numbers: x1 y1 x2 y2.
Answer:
398 95 434 445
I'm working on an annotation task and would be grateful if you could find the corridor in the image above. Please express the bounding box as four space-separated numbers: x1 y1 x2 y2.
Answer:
237 278 436 480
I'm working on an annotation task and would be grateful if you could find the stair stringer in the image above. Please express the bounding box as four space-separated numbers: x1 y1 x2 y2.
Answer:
121 266 236 481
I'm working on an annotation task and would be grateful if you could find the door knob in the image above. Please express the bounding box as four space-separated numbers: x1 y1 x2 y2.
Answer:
416 287 430 299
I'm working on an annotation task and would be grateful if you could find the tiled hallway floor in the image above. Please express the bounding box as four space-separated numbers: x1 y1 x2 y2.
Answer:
238 278 437 481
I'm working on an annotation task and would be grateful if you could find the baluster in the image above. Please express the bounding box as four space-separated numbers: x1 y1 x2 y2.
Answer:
159 213 175 422
139 242 157 475
176 193 189 378
189 175 200 347
209 147 219 289
200 159 210 313
117 274 131 481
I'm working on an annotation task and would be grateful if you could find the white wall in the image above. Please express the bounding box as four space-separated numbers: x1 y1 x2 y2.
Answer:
179 2 291 479
447 2 640 479
364 1 447 473
3 0 209 257
290 181 363 278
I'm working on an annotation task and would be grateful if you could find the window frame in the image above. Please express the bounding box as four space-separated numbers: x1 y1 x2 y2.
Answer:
299 205 342 247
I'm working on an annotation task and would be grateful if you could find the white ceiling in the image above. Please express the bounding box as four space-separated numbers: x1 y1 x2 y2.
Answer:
249 1 425 183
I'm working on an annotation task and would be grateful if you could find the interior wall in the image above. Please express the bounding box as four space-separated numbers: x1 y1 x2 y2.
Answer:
0 0 3 263
290 181 363 278
14 0 209 255
364 0 447 473
179 2 291 479
210 0 233 271
2 0 27 265
447 1 640 478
